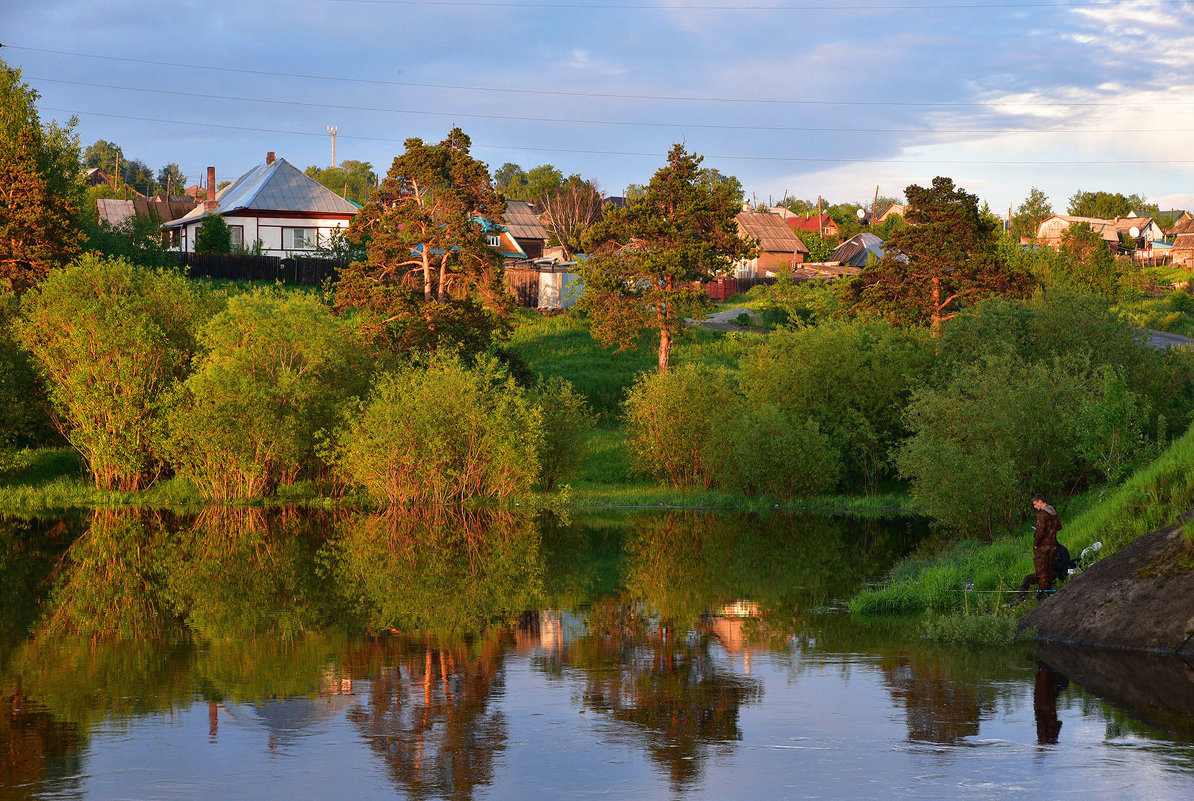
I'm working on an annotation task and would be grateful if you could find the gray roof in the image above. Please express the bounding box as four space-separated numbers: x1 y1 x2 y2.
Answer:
96 199 135 226
163 157 358 228
735 211 810 254
502 201 549 240
830 232 885 268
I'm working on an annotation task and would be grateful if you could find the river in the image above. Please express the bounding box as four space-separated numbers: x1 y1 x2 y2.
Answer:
1 509 1191 800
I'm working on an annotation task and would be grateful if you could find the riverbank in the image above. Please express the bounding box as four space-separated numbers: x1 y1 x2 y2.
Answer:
849 423 1194 631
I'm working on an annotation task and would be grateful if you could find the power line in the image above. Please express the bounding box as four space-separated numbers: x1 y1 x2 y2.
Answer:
326 0 1187 10
9 44 1194 108
42 106 1194 165
28 75 1194 135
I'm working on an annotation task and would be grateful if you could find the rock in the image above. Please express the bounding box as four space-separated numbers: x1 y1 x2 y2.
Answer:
1018 523 1194 655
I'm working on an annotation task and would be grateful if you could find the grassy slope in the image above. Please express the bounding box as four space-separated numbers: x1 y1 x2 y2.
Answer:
849 424 1194 618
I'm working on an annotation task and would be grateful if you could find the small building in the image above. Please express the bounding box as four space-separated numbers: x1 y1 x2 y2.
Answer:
877 204 907 224
1172 233 1194 268
829 232 885 268
162 153 358 255
96 196 197 228
785 213 839 238
499 201 550 259
734 211 809 277
1035 215 1121 250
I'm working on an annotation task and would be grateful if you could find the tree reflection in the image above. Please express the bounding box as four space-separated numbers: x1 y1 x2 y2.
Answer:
328 509 545 636
0 693 83 801
156 507 345 639
879 652 986 744
0 516 79 638
345 633 509 801
36 509 176 639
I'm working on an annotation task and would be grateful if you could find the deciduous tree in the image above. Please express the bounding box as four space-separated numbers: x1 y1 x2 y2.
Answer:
0 60 83 292
1010 186 1053 239
305 159 378 206
541 175 603 258
580 145 751 371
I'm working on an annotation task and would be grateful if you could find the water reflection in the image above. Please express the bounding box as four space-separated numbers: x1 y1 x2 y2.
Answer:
1 509 1192 799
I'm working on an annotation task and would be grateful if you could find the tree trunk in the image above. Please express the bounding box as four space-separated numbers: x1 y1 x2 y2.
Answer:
422 250 433 303
658 326 672 372
930 274 941 338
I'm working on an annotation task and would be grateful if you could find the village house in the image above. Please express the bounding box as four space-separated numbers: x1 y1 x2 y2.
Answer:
162 153 358 255
498 201 550 260
829 232 885 268
1035 215 1122 249
877 204 907 224
95 196 197 229
734 210 810 278
785 213 839 238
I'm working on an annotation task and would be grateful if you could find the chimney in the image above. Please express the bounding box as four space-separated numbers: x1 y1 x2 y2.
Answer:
266 151 275 165
205 167 217 212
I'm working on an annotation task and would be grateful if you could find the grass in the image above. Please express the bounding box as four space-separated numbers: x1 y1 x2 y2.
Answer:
849 423 1194 619
918 611 1031 646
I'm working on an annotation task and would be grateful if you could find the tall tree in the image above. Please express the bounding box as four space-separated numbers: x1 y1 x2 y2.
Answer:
336 127 508 356
541 175 603 259
157 163 186 195
844 177 1033 336
1067 189 1150 219
1011 186 1053 239
0 60 83 292
305 159 378 206
580 144 751 371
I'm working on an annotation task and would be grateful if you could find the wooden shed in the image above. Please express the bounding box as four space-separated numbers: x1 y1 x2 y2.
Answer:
500 201 550 260
734 211 809 277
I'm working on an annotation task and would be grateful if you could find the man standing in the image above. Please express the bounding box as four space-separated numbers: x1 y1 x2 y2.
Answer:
1032 494 1061 598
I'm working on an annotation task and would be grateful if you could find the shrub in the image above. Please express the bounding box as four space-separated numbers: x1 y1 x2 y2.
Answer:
163 291 370 500
17 255 206 490
728 405 840 499
193 215 232 254
622 363 737 488
531 375 595 490
0 289 53 451
740 318 932 489
333 352 542 506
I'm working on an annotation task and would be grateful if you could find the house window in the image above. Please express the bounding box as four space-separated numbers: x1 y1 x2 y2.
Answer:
169 229 181 249
283 227 317 250
487 234 501 248
229 225 244 250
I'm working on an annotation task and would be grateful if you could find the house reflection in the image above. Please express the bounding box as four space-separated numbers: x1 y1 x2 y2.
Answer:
0 693 84 801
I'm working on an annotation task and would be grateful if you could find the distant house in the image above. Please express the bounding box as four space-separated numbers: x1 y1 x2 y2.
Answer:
734 211 810 277
877 204 907 224
499 201 550 259
1168 216 1194 239
829 232 885 268
1037 215 1164 250
785 214 839 238
85 167 146 199
1172 234 1194 268
162 153 358 255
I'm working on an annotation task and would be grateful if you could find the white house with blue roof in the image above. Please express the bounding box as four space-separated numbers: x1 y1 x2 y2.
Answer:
163 153 359 255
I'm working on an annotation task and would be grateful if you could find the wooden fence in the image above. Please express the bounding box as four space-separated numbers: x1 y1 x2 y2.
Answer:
173 253 350 286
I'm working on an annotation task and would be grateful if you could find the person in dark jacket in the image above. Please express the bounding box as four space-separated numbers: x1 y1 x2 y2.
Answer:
1030 494 1061 596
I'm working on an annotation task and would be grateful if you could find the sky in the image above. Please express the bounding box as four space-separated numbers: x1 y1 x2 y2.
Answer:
4 0 1194 214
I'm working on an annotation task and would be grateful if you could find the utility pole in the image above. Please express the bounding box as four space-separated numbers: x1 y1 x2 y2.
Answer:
328 125 338 167
873 185 880 226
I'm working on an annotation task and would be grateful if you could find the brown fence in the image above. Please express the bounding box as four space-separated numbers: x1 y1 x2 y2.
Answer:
506 268 540 308
173 253 349 286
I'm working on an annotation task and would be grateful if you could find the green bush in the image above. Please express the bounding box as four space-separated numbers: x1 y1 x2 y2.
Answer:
919 612 1026 646
193 215 232 254
17 255 206 490
728 405 840 499
333 352 542 507
0 289 53 451
740 318 932 489
622 363 737 488
163 291 370 500
531 375 595 491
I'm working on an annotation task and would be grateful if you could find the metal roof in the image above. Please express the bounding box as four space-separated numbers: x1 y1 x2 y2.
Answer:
163 157 358 228
830 232 885 268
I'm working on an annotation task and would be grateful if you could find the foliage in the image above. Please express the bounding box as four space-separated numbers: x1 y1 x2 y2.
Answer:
332 352 542 507
1067 189 1150 219
622 363 736 488
531 375 595 490
580 145 752 371
1058 223 1118 297
493 162 566 204
1010 187 1053 240
79 200 177 268
157 163 185 194
756 273 845 326
795 229 838 262
163 291 370 500
16 255 207 491
740 318 933 488
193 214 232 254
305 159 378 206
313 226 368 262
897 350 1156 537
0 290 53 451
0 59 84 292
337 127 509 356
728 406 840 499
843 176 1034 335
918 612 1025 645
